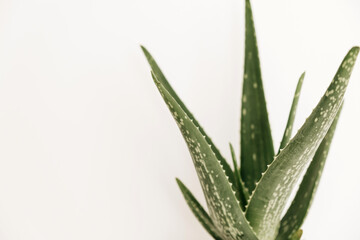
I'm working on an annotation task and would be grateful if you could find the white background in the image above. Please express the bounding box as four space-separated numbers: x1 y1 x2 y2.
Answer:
0 0 359 239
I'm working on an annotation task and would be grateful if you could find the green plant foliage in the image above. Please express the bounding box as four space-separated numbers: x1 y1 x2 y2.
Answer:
241 0 274 194
276 106 343 240
142 0 359 239
151 73 258 240
141 46 238 199
278 73 305 153
176 178 222 240
245 47 358 240
230 143 249 210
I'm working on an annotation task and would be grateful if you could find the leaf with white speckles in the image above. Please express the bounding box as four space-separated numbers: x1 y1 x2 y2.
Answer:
141 46 238 199
230 143 249 210
246 47 359 240
176 178 222 240
241 0 274 194
278 73 305 153
152 73 258 240
276 106 342 240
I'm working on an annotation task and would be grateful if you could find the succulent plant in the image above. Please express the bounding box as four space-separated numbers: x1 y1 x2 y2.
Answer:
141 0 359 239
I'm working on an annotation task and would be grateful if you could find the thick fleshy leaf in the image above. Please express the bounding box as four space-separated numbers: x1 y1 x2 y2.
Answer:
176 178 222 240
241 0 274 193
246 47 359 240
276 106 342 240
278 73 305 153
152 74 258 240
141 46 237 196
229 143 249 210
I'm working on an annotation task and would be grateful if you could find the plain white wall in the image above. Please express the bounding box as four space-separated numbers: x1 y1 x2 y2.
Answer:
0 0 359 239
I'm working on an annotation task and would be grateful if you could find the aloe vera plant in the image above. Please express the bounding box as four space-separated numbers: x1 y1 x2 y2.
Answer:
142 0 359 239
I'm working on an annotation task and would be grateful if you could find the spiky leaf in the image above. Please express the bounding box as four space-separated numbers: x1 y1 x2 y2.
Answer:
278 73 305 153
152 74 258 240
276 106 342 240
176 178 222 240
246 47 359 240
241 0 274 193
141 46 237 197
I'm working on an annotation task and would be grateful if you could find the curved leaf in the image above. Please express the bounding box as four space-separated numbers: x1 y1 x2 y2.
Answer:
176 178 222 240
241 0 274 193
245 47 359 240
276 106 342 240
152 74 258 240
278 73 305 153
141 46 237 196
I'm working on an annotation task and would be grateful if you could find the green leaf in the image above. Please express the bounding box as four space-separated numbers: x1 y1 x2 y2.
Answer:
245 47 359 240
276 106 343 240
241 0 274 193
278 73 305 153
229 143 249 210
152 74 258 240
176 178 222 240
141 46 237 197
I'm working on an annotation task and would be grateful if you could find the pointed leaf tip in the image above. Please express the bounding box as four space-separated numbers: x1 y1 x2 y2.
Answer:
176 178 222 240
278 72 305 152
153 75 258 239
246 47 359 240
143 47 237 193
241 0 274 194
